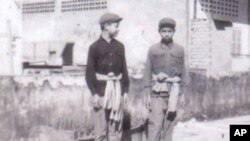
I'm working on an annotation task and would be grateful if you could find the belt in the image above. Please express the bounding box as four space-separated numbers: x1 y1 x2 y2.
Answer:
151 94 169 98
152 73 181 112
151 91 169 97
152 74 170 93
96 73 123 122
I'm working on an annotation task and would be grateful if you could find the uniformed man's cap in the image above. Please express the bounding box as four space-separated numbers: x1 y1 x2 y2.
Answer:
99 13 123 25
159 18 176 30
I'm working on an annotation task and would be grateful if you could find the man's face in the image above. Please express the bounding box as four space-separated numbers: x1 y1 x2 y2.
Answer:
104 22 120 38
159 27 175 42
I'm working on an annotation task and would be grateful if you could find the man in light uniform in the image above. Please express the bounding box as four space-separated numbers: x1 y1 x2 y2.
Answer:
144 18 185 141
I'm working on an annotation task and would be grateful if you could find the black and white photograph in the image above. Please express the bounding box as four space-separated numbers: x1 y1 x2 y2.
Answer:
0 0 250 141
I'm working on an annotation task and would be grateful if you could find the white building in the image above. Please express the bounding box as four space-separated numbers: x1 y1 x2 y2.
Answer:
0 0 23 75
22 0 189 67
188 0 250 77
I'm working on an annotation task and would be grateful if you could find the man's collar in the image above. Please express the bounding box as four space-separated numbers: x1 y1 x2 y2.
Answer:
161 39 174 49
99 36 106 42
99 35 115 44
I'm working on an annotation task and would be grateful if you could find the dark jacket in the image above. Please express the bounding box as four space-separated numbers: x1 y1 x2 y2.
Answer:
85 36 129 96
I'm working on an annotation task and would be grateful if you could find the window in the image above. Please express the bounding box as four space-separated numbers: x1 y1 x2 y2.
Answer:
61 0 107 12
22 1 55 14
200 0 240 18
232 28 242 55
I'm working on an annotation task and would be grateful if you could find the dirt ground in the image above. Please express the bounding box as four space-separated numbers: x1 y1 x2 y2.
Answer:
21 115 250 141
173 115 250 141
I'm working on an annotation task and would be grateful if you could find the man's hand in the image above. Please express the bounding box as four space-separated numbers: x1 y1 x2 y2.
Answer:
123 93 128 104
93 94 101 110
144 90 151 111
167 111 177 121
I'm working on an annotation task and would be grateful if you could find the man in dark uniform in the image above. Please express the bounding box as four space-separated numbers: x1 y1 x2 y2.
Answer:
143 18 185 141
85 13 129 141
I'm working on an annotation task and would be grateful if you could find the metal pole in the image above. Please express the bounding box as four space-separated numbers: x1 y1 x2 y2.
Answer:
186 0 190 74
7 20 14 75
194 0 197 19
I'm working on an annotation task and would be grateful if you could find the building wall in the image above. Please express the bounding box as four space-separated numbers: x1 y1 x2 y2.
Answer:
188 19 212 73
231 56 250 72
22 0 189 67
231 23 250 72
210 27 232 76
0 0 22 75
188 0 250 77
188 19 233 77
193 0 249 23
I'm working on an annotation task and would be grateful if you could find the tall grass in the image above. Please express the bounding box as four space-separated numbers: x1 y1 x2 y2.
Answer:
183 72 250 120
0 76 93 141
0 73 250 140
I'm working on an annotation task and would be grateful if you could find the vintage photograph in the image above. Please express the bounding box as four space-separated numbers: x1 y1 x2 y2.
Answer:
0 0 250 141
